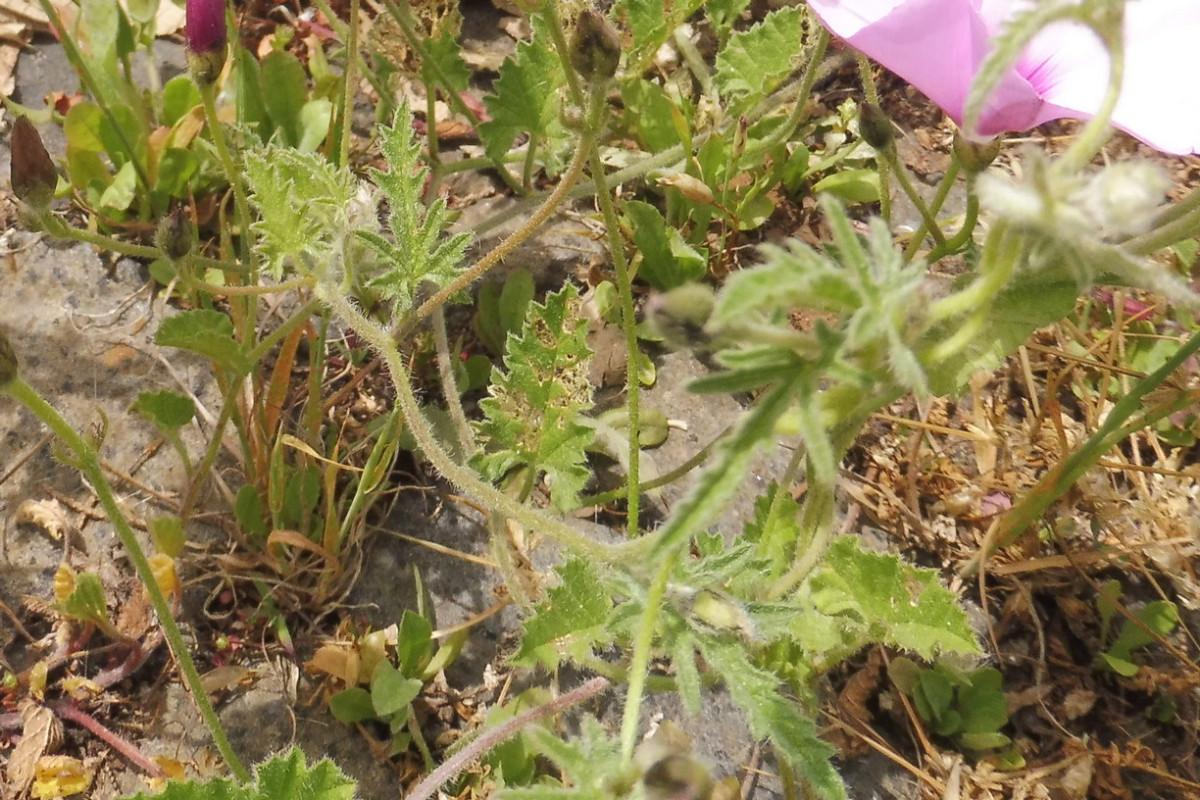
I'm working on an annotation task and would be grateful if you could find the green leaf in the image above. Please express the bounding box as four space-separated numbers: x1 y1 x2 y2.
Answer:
808 537 980 658
59 571 110 627
622 78 686 153
163 75 201 126
132 389 195 431
713 8 803 114
149 516 187 559
99 160 138 211
477 19 568 174
297 99 333 153
371 661 423 717
234 46 271 141
474 284 596 512
357 102 470 311
235 485 269 540
155 309 253 376
122 748 358 800
698 636 846 800
243 144 362 280
924 272 1078 395
812 168 881 204
1106 600 1179 662
259 50 309 146
422 27 471 96
959 673 1008 734
396 609 434 678
504 716 625 800
706 0 754 34
154 148 199 199
329 687 375 723
475 269 535 355
513 559 612 668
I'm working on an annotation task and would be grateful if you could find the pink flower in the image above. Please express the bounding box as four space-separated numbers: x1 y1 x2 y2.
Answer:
806 0 1200 155
185 0 227 56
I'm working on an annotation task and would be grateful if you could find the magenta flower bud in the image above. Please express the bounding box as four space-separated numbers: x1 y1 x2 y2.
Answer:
185 0 228 85
10 116 58 210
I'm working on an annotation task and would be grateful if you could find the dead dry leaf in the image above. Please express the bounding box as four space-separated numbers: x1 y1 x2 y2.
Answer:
14 497 71 541
4 700 62 800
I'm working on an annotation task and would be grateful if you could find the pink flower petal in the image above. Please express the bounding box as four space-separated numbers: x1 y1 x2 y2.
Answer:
808 0 1200 154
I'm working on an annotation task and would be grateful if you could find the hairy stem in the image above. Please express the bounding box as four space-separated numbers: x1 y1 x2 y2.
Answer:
1 378 249 782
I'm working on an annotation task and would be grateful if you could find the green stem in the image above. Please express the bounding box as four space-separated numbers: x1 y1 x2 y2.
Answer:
34 0 151 191
198 83 255 276
543 3 641 537
432 306 476 459
338 0 359 171
960 329 1200 577
885 148 946 248
922 188 980 262
620 553 677 762
857 54 890 226
579 423 727 508
400 137 591 338
900 160 962 262
1124 202 1200 256
39 214 243 276
322 287 630 565
2 377 249 782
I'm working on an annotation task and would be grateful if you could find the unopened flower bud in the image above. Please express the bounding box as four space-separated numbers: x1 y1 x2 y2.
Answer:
952 131 1001 173
10 116 58 210
859 102 894 151
156 207 195 261
0 328 18 388
185 0 228 85
644 284 715 350
570 10 621 84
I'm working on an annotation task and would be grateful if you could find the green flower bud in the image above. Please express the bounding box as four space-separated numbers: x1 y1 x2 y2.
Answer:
644 284 715 351
0 328 18 389
859 102 895 151
570 10 621 84
952 130 1001 173
10 116 58 210
156 207 195 261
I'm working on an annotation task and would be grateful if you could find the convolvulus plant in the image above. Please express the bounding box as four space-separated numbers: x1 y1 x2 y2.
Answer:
6 0 1200 798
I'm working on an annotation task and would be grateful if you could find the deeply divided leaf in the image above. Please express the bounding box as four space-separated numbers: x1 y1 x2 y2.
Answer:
474 284 595 511
357 102 470 312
